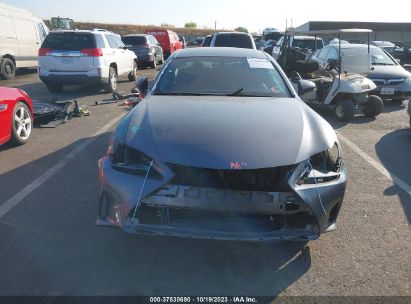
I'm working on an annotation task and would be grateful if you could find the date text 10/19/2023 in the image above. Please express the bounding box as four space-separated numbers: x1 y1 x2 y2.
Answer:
149 297 258 303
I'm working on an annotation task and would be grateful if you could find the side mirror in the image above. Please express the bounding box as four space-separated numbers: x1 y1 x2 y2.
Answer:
395 58 401 64
298 79 316 96
135 76 148 98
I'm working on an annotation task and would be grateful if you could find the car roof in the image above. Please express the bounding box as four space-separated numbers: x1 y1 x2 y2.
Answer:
339 44 378 49
172 47 267 58
293 35 322 40
49 30 113 35
214 32 251 35
326 44 378 50
123 34 148 37
371 41 394 46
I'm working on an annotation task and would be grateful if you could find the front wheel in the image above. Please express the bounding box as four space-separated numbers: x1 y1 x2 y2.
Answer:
363 95 383 118
11 102 32 145
334 99 355 121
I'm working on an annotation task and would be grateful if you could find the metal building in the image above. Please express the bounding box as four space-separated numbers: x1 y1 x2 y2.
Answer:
295 21 411 43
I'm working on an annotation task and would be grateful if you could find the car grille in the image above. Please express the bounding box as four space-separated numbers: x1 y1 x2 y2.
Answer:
166 163 294 192
369 78 404 86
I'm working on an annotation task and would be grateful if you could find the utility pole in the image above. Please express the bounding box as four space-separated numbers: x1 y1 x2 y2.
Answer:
214 20 217 30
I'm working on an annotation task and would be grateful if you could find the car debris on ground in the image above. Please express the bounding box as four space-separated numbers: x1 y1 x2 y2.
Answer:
33 99 90 128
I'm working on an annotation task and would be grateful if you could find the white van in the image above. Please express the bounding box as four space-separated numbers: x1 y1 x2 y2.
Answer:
0 2 49 79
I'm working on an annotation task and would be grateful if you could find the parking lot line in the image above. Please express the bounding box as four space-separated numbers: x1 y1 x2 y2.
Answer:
338 133 411 196
0 112 125 219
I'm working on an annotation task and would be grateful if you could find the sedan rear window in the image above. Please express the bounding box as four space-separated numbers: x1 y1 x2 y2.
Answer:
42 33 96 50
214 34 253 49
121 36 147 46
155 56 291 97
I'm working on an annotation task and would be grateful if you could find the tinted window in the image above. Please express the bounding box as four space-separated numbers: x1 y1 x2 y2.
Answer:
42 32 95 50
202 36 212 47
122 36 147 45
214 34 253 49
155 56 290 97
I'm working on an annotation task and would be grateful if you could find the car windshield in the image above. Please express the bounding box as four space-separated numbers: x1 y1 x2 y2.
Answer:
154 56 291 97
121 36 147 45
214 34 254 49
342 47 396 65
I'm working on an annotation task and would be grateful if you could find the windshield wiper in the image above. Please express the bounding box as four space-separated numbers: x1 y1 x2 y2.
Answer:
155 92 213 96
372 63 394 66
226 87 244 96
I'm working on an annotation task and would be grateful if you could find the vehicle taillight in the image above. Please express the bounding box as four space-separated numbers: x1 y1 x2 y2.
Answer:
81 48 103 57
38 48 52 56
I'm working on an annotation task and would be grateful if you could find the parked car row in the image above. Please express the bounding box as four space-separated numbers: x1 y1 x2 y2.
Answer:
37 27 187 93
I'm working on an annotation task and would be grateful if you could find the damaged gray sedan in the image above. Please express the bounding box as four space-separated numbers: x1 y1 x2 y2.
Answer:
97 48 347 241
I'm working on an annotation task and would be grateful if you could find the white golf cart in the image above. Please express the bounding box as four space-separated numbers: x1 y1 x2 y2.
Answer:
277 29 383 121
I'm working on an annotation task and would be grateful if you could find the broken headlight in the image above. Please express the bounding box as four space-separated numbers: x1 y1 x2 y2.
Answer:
297 143 342 185
109 139 161 178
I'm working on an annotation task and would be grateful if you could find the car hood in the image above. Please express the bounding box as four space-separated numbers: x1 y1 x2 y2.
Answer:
367 65 411 79
125 96 337 169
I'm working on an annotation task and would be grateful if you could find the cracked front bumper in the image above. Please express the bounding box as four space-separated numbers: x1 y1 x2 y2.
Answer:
97 156 347 241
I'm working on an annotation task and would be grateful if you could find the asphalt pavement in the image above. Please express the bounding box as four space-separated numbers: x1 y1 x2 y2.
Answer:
0 67 410 298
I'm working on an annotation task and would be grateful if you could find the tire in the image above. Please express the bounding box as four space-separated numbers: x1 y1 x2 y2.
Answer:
10 102 32 145
105 67 118 93
1 58 16 80
159 54 164 64
363 95 383 118
128 61 137 81
334 99 355 121
46 83 63 93
150 55 157 69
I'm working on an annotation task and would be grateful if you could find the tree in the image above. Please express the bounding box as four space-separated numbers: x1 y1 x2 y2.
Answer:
185 22 197 28
235 26 248 33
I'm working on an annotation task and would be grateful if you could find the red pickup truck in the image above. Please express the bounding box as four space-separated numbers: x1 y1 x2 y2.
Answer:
145 29 183 58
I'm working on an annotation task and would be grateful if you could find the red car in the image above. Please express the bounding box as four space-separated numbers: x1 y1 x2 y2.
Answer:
145 29 183 58
0 87 34 145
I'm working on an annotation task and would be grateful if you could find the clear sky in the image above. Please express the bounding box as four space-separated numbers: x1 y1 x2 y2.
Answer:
3 0 411 33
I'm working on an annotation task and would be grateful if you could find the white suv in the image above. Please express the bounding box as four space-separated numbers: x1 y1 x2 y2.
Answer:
38 30 138 93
